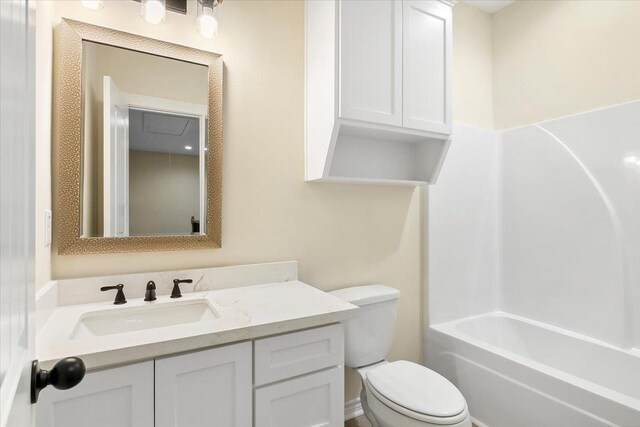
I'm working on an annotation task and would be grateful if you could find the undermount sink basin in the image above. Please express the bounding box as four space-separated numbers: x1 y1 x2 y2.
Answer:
71 299 220 339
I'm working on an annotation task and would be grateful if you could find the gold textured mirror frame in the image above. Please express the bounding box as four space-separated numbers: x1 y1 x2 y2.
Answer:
57 19 223 254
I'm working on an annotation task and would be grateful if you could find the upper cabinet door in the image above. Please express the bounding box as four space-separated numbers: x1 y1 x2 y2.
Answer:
403 0 452 134
339 0 403 126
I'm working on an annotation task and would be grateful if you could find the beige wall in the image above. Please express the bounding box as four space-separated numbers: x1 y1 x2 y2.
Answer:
493 0 640 129
129 151 200 236
82 43 102 236
84 41 209 105
454 0 640 131
48 0 422 403
453 2 494 130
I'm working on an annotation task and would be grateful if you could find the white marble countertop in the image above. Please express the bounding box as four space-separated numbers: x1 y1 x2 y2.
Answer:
37 281 358 371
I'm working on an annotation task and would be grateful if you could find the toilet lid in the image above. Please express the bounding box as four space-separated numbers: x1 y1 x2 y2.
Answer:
366 361 466 418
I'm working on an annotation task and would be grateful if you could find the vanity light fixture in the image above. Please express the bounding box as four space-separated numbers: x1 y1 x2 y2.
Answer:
80 0 103 10
141 0 167 25
197 0 222 39
132 1 223 38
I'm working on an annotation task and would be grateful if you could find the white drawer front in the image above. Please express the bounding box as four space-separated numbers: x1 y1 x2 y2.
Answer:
254 324 343 386
255 366 344 427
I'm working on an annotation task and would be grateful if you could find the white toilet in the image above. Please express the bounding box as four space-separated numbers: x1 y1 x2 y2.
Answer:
330 285 472 427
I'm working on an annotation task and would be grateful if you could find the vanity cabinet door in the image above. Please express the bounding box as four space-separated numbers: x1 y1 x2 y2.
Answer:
155 342 252 427
36 361 154 427
402 0 452 134
254 367 344 427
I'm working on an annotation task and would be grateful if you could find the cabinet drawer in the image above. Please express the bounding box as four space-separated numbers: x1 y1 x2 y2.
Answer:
254 324 343 386
255 366 344 427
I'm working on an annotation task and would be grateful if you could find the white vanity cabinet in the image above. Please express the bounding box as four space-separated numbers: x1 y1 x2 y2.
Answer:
36 326 344 427
36 361 154 427
305 0 453 185
36 343 252 427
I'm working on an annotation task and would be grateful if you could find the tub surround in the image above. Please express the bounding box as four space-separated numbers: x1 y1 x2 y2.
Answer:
431 101 640 348
36 262 358 371
428 101 640 426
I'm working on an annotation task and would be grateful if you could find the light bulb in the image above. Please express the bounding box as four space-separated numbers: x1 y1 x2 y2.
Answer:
141 0 166 25
197 2 219 39
80 0 103 10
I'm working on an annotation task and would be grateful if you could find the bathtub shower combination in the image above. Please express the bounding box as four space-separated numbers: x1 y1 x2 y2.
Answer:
427 101 640 427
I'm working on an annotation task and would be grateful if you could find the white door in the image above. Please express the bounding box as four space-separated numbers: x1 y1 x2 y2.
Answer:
0 1 36 426
339 0 402 126
155 342 252 427
198 117 207 235
402 0 452 134
254 367 344 427
103 76 129 237
36 361 154 427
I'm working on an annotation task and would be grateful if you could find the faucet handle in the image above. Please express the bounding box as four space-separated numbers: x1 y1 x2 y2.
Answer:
171 279 193 299
100 284 127 305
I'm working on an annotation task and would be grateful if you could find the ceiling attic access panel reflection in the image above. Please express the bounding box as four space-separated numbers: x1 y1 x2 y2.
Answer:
80 40 209 238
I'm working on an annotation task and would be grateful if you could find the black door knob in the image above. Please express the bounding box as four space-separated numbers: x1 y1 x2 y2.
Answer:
31 357 86 403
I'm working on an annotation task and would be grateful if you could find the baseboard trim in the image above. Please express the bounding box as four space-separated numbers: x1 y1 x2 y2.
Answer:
345 398 364 420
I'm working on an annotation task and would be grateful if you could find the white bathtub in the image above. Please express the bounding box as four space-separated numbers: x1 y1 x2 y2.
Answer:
425 312 640 427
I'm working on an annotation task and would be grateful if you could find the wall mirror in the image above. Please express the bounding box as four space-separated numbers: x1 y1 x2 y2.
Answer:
58 19 222 254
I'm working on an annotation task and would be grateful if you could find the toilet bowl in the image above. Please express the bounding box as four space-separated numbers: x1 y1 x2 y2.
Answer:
358 361 471 427
330 286 471 427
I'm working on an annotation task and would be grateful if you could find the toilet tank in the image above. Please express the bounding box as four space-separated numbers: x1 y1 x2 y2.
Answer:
330 285 399 368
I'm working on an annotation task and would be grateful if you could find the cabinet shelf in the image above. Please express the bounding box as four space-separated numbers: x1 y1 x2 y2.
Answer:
308 121 450 186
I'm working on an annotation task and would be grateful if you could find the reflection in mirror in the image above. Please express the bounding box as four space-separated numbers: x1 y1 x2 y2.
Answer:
81 41 208 238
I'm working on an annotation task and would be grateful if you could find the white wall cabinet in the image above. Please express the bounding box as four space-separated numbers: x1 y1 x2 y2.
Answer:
306 0 454 185
36 361 154 427
37 326 343 427
155 342 252 427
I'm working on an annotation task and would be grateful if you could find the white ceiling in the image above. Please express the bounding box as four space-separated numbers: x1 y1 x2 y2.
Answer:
129 109 200 156
462 0 516 15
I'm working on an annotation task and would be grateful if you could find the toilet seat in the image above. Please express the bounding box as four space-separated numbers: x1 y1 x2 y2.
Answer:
365 361 469 425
